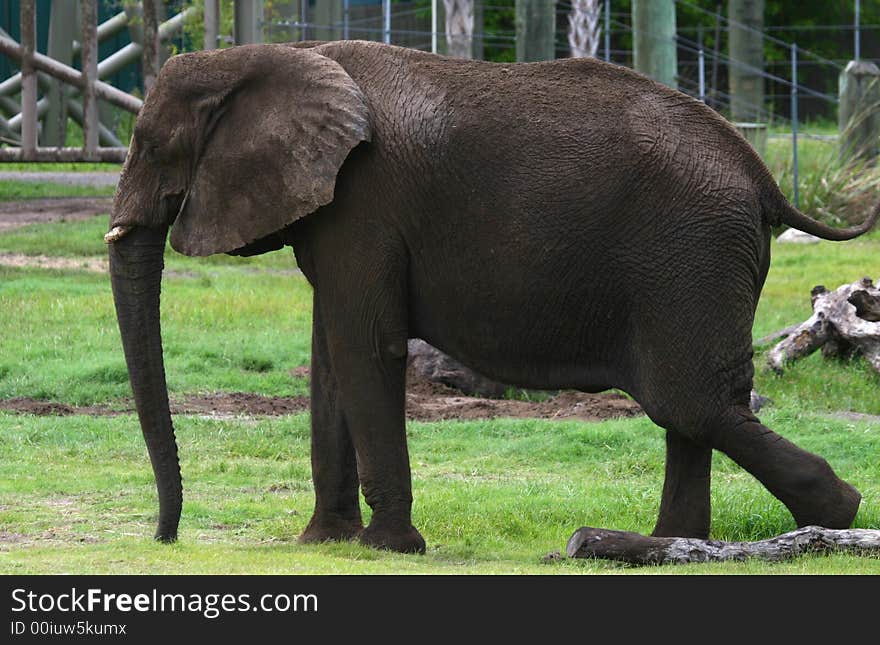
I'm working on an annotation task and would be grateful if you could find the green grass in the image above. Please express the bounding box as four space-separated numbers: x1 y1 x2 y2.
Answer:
1 411 877 574
0 263 311 405
0 151 878 574
752 229 880 415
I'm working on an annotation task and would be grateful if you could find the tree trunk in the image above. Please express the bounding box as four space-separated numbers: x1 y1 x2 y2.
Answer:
516 0 556 62
313 0 344 42
632 0 677 88
568 0 602 58
443 0 474 59
728 0 765 122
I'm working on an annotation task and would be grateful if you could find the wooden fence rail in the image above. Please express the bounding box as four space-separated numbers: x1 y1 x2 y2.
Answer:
0 1 193 163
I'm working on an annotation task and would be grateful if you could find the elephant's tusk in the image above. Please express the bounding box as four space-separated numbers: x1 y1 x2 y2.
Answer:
104 225 132 244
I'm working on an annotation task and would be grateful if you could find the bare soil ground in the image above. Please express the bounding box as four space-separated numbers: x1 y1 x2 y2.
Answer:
0 252 108 272
0 369 643 423
403 372 642 422
0 196 112 230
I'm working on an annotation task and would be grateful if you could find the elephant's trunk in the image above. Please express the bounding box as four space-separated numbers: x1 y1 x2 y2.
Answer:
108 224 181 542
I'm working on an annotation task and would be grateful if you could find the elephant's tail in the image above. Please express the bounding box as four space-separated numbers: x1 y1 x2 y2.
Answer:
775 198 879 241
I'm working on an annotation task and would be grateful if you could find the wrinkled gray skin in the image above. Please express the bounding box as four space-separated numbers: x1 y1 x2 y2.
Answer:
108 41 876 553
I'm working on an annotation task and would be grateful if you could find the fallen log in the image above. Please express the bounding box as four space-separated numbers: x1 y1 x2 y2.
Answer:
768 277 880 374
566 525 880 565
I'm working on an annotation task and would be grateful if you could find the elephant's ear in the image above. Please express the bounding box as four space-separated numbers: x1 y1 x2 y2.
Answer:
169 45 371 257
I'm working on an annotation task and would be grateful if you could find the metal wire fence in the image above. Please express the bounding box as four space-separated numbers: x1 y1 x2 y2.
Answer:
247 0 880 207
2 0 875 171
256 0 874 127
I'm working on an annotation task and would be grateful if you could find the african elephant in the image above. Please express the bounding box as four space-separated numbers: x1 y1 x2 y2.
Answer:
106 41 877 554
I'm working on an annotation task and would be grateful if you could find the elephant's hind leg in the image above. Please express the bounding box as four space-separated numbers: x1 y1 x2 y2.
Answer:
649 402 859 536
652 431 712 538
712 404 861 529
299 296 364 544
636 328 858 534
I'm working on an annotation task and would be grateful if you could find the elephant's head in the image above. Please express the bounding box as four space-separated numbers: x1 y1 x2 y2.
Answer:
106 44 371 541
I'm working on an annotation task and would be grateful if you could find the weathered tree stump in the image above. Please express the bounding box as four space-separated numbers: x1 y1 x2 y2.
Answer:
768 277 880 374
850 288 880 322
566 525 880 565
407 339 511 398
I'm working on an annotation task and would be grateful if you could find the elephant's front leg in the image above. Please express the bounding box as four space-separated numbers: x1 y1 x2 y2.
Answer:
299 296 363 544
652 431 712 538
316 269 425 554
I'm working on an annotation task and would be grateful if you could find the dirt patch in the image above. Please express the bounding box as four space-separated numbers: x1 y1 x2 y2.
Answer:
825 411 880 423
0 253 199 277
176 392 309 417
0 196 112 230
0 399 102 416
0 253 108 272
404 374 642 422
0 531 27 544
0 369 642 423
0 394 309 418
290 366 311 379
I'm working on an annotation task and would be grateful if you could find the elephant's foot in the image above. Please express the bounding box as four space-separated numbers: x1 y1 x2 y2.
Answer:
787 473 861 530
358 519 426 554
299 512 364 544
651 517 710 540
710 409 861 531
755 447 862 530
651 485 711 539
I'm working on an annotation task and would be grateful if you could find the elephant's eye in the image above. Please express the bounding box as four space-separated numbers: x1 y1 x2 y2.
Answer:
137 140 159 161
166 129 186 156
139 134 176 163
133 127 165 161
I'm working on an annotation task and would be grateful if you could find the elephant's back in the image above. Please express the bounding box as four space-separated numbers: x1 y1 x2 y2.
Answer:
316 41 657 141
322 41 772 242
